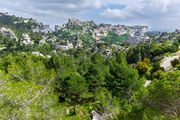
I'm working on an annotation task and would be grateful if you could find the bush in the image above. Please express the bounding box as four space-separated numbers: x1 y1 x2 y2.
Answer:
171 58 180 67
175 64 180 70
152 70 164 79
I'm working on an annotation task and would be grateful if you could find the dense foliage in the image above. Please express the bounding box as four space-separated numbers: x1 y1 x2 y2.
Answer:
102 31 129 44
0 14 179 120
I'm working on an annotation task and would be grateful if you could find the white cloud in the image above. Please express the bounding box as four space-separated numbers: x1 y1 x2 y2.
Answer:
0 0 102 16
101 8 132 19
101 0 180 18
0 0 103 25
0 0 180 30
100 0 180 30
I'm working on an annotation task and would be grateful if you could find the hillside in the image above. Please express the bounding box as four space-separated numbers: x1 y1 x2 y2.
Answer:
0 12 180 120
54 18 149 47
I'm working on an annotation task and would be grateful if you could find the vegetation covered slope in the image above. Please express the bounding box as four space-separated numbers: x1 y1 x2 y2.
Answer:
0 13 179 120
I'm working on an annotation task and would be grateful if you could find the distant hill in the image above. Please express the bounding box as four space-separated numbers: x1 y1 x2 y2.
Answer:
54 18 149 46
0 12 179 52
0 12 52 33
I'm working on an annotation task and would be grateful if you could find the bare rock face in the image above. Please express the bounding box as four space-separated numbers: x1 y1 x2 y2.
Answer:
144 80 151 87
160 52 180 71
0 27 17 40
21 33 33 45
91 110 102 120
55 40 74 50
91 110 114 120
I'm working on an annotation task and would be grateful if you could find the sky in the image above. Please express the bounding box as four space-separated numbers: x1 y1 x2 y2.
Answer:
1 0 180 31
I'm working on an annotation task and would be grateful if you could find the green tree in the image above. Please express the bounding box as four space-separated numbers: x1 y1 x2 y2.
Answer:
102 31 129 44
38 43 52 54
83 64 105 94
152 70 165 79
141 71 180 119
135 58 151 75
106 52 140 99
171 58 180 67
56 71 88 103
80 33 95 47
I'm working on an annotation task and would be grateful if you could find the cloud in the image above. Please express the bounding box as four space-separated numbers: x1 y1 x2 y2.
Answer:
0 0 103 25
0 0 180 30
101 0 180 30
